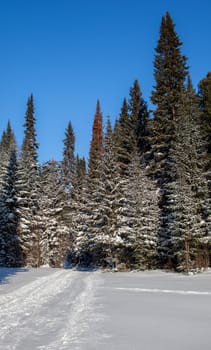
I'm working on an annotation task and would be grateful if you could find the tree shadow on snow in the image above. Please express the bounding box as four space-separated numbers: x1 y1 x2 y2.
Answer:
0 267 29 285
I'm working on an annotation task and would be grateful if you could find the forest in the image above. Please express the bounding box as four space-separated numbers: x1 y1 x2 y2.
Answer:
0 12 210 273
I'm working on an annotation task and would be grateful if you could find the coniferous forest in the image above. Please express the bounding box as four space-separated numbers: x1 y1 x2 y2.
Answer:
0 12 210 273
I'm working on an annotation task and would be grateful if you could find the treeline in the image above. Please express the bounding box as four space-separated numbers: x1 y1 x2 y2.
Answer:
0 12 210 272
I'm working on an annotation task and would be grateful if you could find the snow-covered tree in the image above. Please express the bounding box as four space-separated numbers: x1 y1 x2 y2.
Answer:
62 121 76 194
39 160 70 267
0 151 22 266
119 153 160 269
165 79 210 271
16 95 40 266
0 121 17 191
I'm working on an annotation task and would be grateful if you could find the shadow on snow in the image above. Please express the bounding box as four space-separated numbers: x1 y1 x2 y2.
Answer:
0 267 29 285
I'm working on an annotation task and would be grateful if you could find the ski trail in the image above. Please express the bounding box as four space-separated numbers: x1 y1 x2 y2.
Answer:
0 270 75 345
0 270 105 350
40 272 105 350
115 287 211 295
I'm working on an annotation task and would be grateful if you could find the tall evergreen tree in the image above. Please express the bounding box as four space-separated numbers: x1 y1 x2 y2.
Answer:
165 77 210 271
0 121 16 154
120 153 160 270
150 11 187 181
150 12 188 267
198 72 211 190
39 160 70 267
21 95 39 163
88 100 103 179
0 121 17 190
75 155 86 189
114 98 131 175
89 117 124 266
62 121 76 194
128 79 150 157
16 95 40 266
151 12 187 120
0 151 22 266
71 102 104 266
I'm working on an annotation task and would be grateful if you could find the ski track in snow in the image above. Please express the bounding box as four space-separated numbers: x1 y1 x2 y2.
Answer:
114 287 211 295
0 269 104 350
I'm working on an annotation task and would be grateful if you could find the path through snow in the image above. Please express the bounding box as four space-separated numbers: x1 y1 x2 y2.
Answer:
0 269 104 350
0 268 211 349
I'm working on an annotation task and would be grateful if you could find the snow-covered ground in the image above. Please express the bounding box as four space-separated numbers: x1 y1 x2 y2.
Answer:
0 268 211 350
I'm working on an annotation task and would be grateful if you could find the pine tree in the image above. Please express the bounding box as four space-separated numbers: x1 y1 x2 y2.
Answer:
16 95 40 267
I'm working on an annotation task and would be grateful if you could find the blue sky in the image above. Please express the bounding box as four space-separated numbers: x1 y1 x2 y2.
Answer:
0 0 210 163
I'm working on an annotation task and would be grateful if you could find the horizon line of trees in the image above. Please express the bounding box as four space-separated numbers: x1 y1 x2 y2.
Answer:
0 11 210 273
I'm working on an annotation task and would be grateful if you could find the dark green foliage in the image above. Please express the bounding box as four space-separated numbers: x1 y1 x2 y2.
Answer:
113 98 131 174
198 72 211 190
88 100 103 180
62 121 76 194
0 151 22 267
149 12 190 268
128 80 150 157
0 121 17 191
164 77 210 271
22 95 39 163
150 11 188 183
0 121 16 154
199 72 211 120
16 95 40 267
151 12 187 119
39 160 70 267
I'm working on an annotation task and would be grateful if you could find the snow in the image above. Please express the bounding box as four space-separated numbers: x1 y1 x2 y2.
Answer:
0 268 211 349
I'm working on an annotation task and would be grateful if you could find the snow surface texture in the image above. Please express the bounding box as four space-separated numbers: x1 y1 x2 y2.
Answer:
0 268 211 349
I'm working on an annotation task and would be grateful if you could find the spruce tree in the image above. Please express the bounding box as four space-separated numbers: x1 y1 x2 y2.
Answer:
16 95 40 266
0 121 16 154
0 121 17 190
166 78 210 271
150 11 187 180
128 79 150 157
198 72 211 190
114 98 131 175
62 121 76 194
150 12 188 267
72 101 104 266
88 100 103 179
70 179 91 266
39 160 70 267
90 117 124 267
0 151 22 266
120 153 160 270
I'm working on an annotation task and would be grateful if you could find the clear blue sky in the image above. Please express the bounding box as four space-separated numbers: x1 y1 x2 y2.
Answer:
0 0 210 163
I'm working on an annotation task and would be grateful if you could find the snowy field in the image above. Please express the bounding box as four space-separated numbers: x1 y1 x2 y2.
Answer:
0 268 211 350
